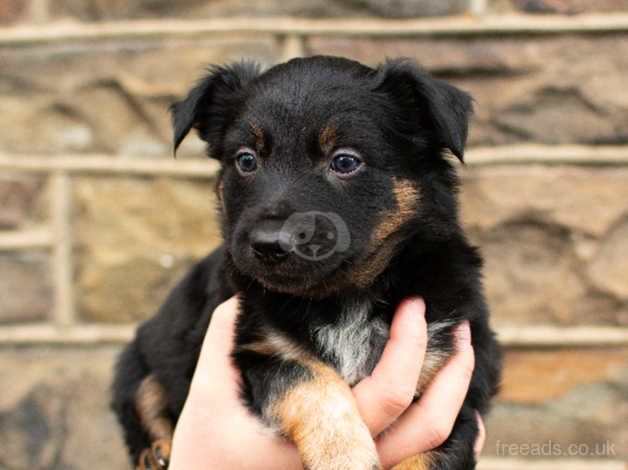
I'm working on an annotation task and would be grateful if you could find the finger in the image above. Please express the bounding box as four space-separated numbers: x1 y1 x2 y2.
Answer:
203 296 240 347
193 296 241 380
474 410 486 459
377 321 474 467
353 297 427 436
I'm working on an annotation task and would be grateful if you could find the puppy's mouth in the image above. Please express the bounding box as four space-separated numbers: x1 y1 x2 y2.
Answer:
238 249 340 292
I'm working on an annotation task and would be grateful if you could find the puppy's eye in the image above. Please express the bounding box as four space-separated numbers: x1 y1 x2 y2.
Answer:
330 149 362 176
235 149 258 174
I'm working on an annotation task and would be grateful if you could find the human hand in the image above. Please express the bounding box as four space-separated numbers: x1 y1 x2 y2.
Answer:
169 297 484 469
354 298 482 467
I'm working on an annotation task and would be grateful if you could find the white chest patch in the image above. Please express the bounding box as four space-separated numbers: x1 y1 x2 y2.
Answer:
312 299 388 385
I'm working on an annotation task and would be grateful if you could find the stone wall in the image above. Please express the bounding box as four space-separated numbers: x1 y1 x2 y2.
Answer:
1 1 627 469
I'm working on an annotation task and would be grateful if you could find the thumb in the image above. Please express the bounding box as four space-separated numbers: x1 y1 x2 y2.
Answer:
192 296 241 384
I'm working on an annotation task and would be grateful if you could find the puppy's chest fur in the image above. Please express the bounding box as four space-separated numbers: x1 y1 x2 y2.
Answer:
312 299 388 386
310 299 454 387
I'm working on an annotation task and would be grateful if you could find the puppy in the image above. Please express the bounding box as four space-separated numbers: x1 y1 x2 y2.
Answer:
112 56 501 470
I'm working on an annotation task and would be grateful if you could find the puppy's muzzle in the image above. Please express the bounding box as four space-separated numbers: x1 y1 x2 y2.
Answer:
250 219 290 263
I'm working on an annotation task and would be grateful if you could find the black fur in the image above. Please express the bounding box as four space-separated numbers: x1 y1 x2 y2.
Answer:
112 56 501 469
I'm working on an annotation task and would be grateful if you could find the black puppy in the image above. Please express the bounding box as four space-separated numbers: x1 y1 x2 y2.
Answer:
112 55 501 470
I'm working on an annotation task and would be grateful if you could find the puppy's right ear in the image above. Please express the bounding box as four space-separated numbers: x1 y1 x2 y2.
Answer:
170 61 261 156
373 58 473 162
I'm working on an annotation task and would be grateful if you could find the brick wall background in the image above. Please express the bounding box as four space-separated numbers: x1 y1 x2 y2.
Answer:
1 1 627 469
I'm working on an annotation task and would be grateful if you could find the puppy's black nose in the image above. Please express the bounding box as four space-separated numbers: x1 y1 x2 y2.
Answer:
250 224 289 263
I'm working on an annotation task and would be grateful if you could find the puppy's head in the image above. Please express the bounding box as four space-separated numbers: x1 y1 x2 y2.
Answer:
171 56 472 296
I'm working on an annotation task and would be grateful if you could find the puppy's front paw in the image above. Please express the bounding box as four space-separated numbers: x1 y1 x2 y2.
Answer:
299 421 381 470
136 439 171 470
306 443 381 470
273 367 381 470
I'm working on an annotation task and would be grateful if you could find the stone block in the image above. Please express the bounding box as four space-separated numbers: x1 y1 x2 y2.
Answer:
48 0 469 21
73 176 222 322
460 166 628 327
0 252 52 323
0 173 49 230
488 0 628 14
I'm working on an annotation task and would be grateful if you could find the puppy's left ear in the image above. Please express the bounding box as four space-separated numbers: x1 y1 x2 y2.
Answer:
374 59 473 161
170 60 261 156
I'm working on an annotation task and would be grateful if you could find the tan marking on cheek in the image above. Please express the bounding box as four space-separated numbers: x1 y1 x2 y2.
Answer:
350 241 398 289
350 178 420 288
250 122 265 153
372 178 420 244
272 360 381 470
391 452 437 470
319 123 339 154
135 375 174 442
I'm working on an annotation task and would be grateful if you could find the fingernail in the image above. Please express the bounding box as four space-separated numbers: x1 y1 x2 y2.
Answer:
455 321 472 350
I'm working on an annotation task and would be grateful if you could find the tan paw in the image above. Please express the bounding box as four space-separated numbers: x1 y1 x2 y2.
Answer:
274 364 381 470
